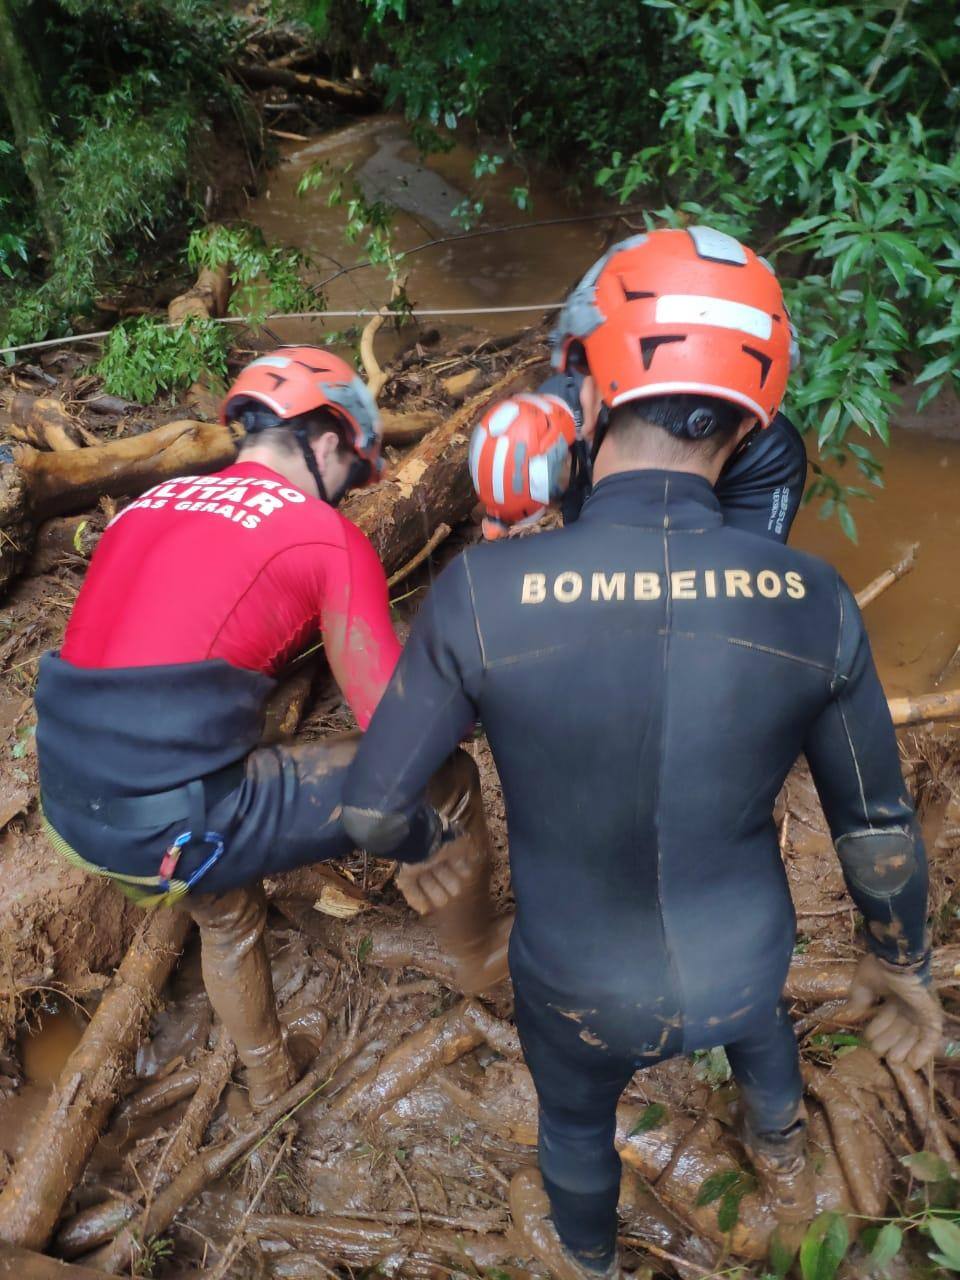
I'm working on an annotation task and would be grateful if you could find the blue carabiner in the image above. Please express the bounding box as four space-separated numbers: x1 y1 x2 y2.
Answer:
157 830 226 893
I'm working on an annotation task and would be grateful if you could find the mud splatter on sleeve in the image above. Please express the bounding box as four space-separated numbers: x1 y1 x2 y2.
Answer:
322 521 402 730
803 579 928 964
343 554 483 859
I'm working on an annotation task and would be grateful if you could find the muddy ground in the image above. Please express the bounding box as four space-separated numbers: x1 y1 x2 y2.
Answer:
1 334 960 1278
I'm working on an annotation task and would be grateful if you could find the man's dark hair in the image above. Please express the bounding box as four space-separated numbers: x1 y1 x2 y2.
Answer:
605 394 751 460
232 401 355 461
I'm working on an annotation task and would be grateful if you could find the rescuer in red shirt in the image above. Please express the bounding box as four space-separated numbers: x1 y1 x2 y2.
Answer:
35 347 427 1108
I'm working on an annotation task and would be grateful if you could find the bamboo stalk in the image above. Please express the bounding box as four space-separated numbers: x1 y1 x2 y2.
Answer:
855 542 919 610
888 688 960 728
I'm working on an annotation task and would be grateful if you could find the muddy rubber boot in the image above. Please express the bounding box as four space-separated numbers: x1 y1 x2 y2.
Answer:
509 1169 621 1280
188 883 295 1110
740 1108 815 1238
423 749 509 994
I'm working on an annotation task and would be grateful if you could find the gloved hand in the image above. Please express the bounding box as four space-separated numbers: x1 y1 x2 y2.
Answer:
844 952 943 1070
396 822 484 915
395 749 510 994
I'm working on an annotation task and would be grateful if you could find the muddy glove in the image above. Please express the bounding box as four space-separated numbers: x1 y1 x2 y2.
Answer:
844 952 943 1070
396 822 476 913
395 749 510 994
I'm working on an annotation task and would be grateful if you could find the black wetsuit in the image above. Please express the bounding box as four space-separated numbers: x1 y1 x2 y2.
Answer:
342 471 927 1269
539 369 808 541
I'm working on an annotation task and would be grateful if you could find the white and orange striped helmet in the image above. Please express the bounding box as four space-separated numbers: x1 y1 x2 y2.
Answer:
469 394 577 539
551 226 798 427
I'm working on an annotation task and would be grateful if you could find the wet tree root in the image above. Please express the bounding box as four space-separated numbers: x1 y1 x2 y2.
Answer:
87 1000 511 1273
56 1025 238 1260
250 1214 514 1278
0 1240 119 1277
0 910 192 1252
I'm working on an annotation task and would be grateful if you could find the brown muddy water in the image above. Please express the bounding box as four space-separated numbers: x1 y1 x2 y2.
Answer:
251 117 960 703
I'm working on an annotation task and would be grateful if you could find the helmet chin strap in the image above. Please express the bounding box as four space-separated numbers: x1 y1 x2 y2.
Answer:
294 427 330 503
294 428 370 507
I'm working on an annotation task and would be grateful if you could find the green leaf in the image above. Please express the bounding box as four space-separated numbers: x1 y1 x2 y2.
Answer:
799 1212 849 1280
718 1185 745 1232
917 354 957 384
357 935 373 964
838 505 858 545
868 1222 902 1269
902 1151 955 1183
696 1169 740 1207
929 1253 960 1273
928 1218 960 1268
628 1103 667 1136
768 1229 797 1278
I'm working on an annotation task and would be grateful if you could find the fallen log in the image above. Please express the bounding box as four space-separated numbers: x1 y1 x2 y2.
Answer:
16 420 241 521
167 259 232 420
0 910 192 1252
233 62 379 111
380 409 441 446
0 420 240 594
1 394 91 450
342 356 546 573
855 542 919 610
889 688 960 727
28 513 106 575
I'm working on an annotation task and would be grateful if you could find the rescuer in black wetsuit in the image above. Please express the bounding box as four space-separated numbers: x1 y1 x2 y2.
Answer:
340 228 942 1279
540 366 808 541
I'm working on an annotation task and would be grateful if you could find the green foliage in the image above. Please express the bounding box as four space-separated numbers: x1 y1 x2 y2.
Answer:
358 0 672 179
0 0 243 347
298 159 402 279
927 1215 960 1271
596 0 960 510
187 224 316 319
902 1151 958 1183
799 1212 849 1280
95 314 229 403
693 1045 732 1086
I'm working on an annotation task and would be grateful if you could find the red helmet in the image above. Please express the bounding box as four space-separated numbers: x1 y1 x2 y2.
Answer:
221 346 383 481
469 393 577 539
551 227 798 427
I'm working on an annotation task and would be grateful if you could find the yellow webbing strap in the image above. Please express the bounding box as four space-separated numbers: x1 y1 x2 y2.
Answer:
41 814 190 909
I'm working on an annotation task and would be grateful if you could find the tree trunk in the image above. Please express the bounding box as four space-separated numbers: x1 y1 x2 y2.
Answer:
0 0 60 253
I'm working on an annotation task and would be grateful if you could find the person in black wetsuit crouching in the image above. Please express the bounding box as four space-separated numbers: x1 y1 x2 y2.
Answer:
340 228 942 1279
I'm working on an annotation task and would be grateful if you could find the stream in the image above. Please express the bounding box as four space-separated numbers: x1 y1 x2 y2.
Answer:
250 115 960 701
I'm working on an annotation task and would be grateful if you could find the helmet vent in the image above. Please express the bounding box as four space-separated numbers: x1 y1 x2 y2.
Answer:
742 344 772 387
621 285 655 302
640 334 685 371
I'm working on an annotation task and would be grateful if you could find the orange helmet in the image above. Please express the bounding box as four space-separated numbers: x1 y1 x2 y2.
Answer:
469 394 577 539
221 346 383 481
551 226 798 427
